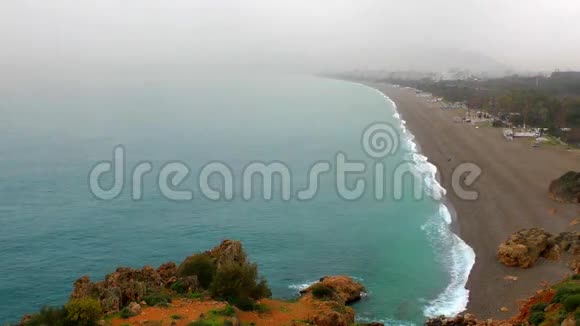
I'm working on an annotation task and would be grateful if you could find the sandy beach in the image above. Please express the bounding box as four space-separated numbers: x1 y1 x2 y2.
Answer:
368 83 580 319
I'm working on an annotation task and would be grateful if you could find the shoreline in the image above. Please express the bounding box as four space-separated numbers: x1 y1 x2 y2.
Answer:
358 81 579 319
377 85 476 317
356 80 475 317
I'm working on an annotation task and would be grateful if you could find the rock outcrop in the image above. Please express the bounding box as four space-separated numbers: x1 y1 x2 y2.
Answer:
549 171 580 203
70 263 177 314
300 275 366 305
208 239 247 267
70 240 247 314
297 276 367 326
497 228 580 269
497 228 552 268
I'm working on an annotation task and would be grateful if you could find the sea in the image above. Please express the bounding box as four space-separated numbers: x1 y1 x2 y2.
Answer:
0 74 474 325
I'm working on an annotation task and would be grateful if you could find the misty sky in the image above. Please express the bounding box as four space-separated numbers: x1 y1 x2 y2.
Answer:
1 0 579 77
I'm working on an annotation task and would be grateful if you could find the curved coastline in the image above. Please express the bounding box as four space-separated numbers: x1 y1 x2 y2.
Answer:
358 81 476 318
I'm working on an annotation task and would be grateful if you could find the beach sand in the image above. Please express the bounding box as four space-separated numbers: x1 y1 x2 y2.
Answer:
369 83 580 319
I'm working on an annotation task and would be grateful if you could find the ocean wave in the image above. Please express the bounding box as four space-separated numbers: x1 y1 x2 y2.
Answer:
288 280 317 291
361 83 476 318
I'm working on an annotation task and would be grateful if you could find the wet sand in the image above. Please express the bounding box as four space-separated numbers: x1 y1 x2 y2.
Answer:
370 83 580 319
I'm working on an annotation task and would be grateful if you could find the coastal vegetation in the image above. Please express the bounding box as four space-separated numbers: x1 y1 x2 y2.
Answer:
17 240 372 326
375 71 580 145
20 298 103 326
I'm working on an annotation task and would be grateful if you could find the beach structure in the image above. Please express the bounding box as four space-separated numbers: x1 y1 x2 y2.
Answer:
503 128 514 140
503 127 540 139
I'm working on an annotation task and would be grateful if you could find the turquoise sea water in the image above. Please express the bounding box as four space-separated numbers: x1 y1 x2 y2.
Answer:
0 75 473 324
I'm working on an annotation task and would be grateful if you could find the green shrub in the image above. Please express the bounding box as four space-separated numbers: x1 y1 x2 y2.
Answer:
528 311 545 325
209 262 271 310
64 298 103 326
552 281 580 303
572 274 580 280
311 284 333 299
143 292 173 306
170 279 189 294
531 302 548 313
564 294 580 312
209 305 235 317
185 292 203 300
229 296 256 311
187 319 223 326
178 254 217 289
24 306 70 326
170 314 184 320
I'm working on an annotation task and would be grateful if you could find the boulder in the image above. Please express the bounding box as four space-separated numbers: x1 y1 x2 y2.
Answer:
126 302 142 316
497 228 552 268
549 171 580 203
497 228 580 270
300 276 365 305
554 232 580 254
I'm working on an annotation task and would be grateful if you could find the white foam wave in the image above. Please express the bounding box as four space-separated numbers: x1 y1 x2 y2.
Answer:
288 281 316 291
288 275 365 292
358 82 476 317
422 204 475 317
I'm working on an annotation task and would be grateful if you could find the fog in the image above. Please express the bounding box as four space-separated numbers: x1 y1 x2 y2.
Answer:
1 0 580 80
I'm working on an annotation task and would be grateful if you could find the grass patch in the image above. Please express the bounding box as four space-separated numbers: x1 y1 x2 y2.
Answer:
254 303 271 314
183 292 204 300
187 318 225 326
170 314 184 320
143 292 172 307
209 305 235 317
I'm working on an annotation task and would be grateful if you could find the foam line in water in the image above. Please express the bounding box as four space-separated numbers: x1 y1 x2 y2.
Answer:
354 82 476 317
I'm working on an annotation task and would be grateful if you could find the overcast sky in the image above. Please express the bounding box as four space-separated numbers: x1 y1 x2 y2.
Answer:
1 0 579 78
